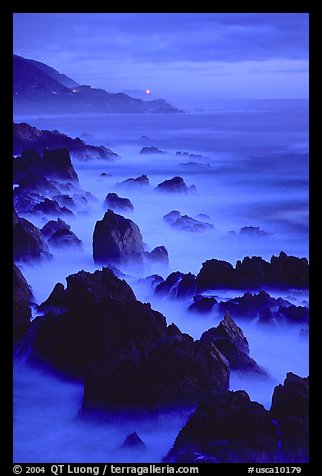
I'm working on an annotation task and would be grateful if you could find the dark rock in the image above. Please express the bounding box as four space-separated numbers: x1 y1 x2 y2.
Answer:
48 228 82 248
164 211 213 233
13 264 33 341
188 185 198 194
278 305 309 323
13 213 52 262
41 218 70 238
31 268 229 408
188 296 217 313
270 372 309 421
200 312 266 374
270 373 309 462
52 194 76 210
13 122 119 160
172 215 213 233
202 311 250 354
117 175 150 189
196 252 309 291
269 251 309 288
235 256 272 288
104 193 134 212
100 172 112 177
83 327 229 409
156 176 190 193
163 210 181 224
121 432 146 449
155 272 196 299
145 246 169 266
219 290 290 321
138 274 164 290
93 209 144 264
139 146 166 154
258 307 279 325
32 198 74 216
13 148 78 184
239 226 269 237
196 259 236 290
165 390 279 463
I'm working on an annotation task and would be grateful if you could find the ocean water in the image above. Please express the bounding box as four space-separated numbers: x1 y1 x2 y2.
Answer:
13 99 309 462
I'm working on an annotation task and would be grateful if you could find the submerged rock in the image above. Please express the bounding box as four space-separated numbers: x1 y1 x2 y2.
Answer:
117 175 150 189
156 176 191 193
145 246 169 266
93 209 144 264
139 146 166 154
104 192 134 212
163 210 213 232
121 432 146 449
239 226 269 237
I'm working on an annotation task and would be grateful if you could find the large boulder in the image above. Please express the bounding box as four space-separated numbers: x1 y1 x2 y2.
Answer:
270 373 309 462
13 264 33 341
93 209 144 264
200 312 266 374
13 211 52 262
31 268 229 408
165 390 279 463
103 192 134 212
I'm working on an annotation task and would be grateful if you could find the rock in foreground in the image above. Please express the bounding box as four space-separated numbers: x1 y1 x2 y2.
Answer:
165 372 309 463
13 264 33 341
31 267 229 408
165 390 279 463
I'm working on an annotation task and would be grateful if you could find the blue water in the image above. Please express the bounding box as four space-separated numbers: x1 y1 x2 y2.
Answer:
14 99 309 462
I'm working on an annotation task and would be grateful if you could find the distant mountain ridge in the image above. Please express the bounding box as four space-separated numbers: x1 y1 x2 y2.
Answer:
13 54 183 115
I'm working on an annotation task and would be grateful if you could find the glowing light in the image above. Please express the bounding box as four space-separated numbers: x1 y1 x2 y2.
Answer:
145 89 151 94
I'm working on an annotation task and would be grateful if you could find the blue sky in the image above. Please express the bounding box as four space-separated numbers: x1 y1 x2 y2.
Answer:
13 13 309 109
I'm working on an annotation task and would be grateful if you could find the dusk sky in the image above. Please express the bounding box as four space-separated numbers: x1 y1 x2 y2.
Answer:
13 13 309 109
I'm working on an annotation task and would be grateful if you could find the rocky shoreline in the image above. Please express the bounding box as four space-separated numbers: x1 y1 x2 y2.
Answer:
13 121 309 463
